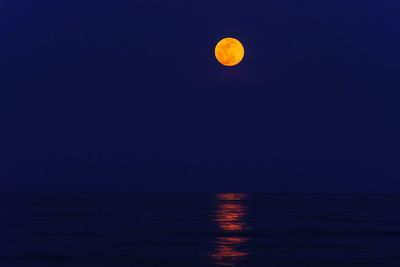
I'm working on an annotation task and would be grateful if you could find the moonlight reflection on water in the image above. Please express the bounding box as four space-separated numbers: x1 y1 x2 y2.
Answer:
212 193 249 266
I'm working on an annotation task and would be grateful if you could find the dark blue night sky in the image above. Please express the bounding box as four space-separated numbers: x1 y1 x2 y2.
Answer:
1 0 400 192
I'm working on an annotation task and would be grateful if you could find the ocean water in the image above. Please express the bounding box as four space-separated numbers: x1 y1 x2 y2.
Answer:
1 193 399 267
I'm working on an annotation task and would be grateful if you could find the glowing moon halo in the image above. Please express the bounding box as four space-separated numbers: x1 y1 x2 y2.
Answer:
215 37 245 67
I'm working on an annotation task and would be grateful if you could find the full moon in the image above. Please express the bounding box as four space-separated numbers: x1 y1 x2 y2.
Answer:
215 37 245 67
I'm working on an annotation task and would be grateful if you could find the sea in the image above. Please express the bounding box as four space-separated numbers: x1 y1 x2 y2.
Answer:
1 192 399 267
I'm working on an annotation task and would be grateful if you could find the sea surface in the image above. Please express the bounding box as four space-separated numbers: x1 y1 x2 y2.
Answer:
1 193 400 267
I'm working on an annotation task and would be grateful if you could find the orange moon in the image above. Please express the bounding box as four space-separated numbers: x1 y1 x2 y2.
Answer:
215 37 245 67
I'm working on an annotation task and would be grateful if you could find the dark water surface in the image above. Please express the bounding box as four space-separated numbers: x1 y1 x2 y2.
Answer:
1 193 400 266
